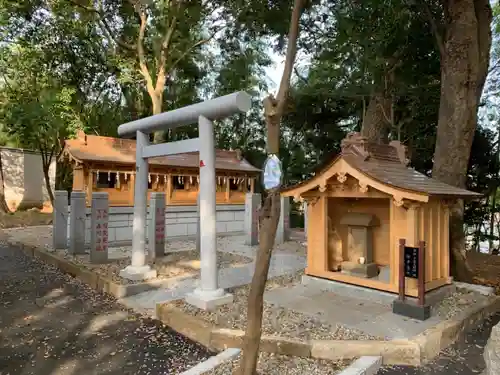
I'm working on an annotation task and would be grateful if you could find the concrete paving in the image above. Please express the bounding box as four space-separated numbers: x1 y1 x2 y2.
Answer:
264 282 445 340
119 235 307 316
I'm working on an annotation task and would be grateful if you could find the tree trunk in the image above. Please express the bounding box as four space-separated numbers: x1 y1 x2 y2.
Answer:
238 1 305 373
473 222 481 252
361 91 392 144
431 0 492 282
42 164 55 205
0 151 11 212
489 190 497 252
151 93 165 144
239 187 281 374
489 124 500 253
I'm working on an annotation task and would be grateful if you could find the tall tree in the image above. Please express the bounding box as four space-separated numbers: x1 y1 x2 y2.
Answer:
69 0 221 143
0 44 81 203
422 0 493 280
239 1 306 373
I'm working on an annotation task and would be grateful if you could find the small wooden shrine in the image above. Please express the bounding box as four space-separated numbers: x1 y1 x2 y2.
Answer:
61 131 260 206
282 133 480 297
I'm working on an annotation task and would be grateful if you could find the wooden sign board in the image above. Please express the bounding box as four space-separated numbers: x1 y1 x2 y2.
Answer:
404 246 419 279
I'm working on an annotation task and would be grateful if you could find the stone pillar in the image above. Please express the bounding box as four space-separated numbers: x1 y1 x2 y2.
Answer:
275 196 290 245
196 194 201 252
185 115 233 310
244 193 260 246
120 131 157 281
69 191 86 255
148 192 166 261
90 192 109 264
53 190 68 249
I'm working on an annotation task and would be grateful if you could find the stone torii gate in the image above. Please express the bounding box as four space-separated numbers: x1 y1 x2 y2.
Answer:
117 91 251 309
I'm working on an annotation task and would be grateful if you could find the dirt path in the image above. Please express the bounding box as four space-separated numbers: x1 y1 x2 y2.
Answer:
0 242 214 375
378 313 499 375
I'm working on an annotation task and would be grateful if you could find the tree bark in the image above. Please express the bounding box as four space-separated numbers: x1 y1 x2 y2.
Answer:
489 124 500 252
431 0 492 281
489 189 497 252
238 1 305 374
40 147 55 205
43 164 55 205
361 91 392 144
152 93 165 143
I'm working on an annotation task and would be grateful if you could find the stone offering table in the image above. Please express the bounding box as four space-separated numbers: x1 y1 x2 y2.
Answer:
340 212 379 278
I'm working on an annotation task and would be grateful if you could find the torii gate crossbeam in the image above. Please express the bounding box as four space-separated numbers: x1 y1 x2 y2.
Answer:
117 91 251 310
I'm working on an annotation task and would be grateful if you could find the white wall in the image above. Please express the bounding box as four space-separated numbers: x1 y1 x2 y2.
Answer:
67 205 245 246
1 147 56 211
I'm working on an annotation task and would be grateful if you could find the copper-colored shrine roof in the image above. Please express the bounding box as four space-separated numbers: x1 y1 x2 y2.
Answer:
283 132 481 199
62 131 260 173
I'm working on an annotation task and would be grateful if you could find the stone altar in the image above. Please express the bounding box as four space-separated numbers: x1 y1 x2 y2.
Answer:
340 212 379 278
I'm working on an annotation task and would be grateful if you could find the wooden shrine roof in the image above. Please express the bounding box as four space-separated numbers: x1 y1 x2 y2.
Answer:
282 132 481 200
62 131 260 173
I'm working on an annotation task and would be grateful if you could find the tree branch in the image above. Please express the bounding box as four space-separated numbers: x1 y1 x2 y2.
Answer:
294 66 308 84
420 0 445 58
166 26 224 74
474 0 493 100
67 0 135 51
155 1 180 95
136 9 155 96
274 0 306 117
488 58 500 74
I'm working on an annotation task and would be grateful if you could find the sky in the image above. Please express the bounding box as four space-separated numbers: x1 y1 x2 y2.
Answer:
264 53 285 93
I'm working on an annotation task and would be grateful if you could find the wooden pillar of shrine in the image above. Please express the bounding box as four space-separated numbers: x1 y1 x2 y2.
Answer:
405 203 420 290
306 195 328 275
225 177 230 202
166 174 172 205
73 165 85 190
86 169 93 206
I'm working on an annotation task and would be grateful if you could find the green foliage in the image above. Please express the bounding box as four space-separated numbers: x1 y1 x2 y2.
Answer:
0 0 498 244
0 44 81 155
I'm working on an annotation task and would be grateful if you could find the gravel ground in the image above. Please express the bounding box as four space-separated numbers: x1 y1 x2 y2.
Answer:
0 210 52 228
378 313 500 375
268 237 307 257
52 249 253 285
206 352 349 374
3 226 252 285
433 289 492 320
0 241 214 375
165 271 381 341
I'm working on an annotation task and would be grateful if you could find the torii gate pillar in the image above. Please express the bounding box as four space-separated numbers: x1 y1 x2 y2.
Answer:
116 92 251 309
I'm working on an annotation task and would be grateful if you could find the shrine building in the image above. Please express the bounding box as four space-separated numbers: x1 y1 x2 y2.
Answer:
281 132 480 297
60 130 260 207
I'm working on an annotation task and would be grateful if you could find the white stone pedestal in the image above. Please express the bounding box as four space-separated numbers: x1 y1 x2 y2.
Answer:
119 265 157 281
185 288 233 310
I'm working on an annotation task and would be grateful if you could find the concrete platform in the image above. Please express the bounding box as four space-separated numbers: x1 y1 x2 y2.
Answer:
263 276 460 340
